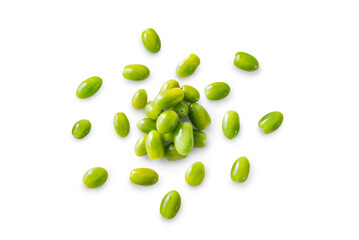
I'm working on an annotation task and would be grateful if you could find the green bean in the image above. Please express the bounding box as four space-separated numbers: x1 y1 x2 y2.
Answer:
160 190 181 219
72 119 91 139
130 168 159 186
132 89 147 110
76 76 102 99
142 28 161 53
231 157 250 183
113 112 130 137
83 167 108 188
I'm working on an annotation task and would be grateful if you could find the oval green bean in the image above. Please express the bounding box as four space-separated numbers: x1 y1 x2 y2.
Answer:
113 112 130 137
233 52 259 71
76 76 102 99
142 28 161 53
258 111 283 134
156 110 179 134
181 85 200 103
130 168 159 186
231 157 250 183
174 122 194 155
188 103 211 130
222 110 240 139
204 82 230 100
132 89 147 110
123 64 150 81
146 130 165 159
185 162 205 186
72 119 91 139
160 190 181 219
176 54 200 78
83 167 108 188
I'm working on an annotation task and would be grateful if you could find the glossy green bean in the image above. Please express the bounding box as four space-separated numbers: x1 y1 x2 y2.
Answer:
72 119 91 139
188 103 211 130
123 64 150 81
181 85 200 103
222 110 240 139
130 168 159 186
113 112 130 137
233 52 259 71
135 135 147 157
185 162 205 186
160 190 181 219
146 130 165 159
83 167 108 188
142 28 161 53
156 110 179 134
258 111 283 134
176 54 200 78
76 76 102 99
204 82 230 100
174 122 194 155
231 157 250 183
132 89 147 110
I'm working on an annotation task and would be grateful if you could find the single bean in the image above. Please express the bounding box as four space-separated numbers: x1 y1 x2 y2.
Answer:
231 157 250 183
135 135 147 157
153 88 184 110
160 190 181 219
222 110 240 139
142 28 161 53
172 101 189 118
123 64 150 81
233 52 259 71
181 85 200 103
132 89 147 110
146 130 165 159
188 103 211 130
130 168 159 186
137 118 157 134
145 101 163 120
176 54 200 78
174 122 194 155
72 119 91 139
185 162 205 186
258 111 283 134
193 129 207 148
76 76 102 99
83 167 108 188
113 112 130 137
159 79 180 94
204 82 230 100
164 143 187 161
156 110 179 134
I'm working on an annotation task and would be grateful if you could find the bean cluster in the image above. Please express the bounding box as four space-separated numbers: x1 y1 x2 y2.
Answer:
72 28 284 219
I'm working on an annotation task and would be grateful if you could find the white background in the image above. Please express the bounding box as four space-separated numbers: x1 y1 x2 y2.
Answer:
1 0 359 239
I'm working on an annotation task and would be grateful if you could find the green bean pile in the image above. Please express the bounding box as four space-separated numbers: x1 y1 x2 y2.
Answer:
72 28 284 220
